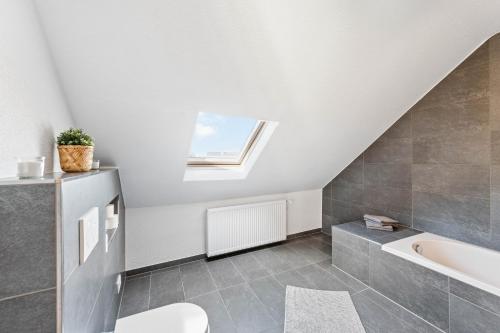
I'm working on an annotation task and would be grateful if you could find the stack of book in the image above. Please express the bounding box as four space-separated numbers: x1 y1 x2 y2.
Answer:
364 214 399 231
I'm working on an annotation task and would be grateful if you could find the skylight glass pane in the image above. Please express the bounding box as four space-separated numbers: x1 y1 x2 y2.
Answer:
189 112 259 163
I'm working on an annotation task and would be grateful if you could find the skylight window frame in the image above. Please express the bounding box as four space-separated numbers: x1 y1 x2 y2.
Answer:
187 120 266 167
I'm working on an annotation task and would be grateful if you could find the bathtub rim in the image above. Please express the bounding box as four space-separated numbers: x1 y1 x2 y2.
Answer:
382 232 500 298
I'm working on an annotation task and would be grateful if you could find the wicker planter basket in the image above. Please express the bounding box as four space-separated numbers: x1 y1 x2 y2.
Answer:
57 145 94 172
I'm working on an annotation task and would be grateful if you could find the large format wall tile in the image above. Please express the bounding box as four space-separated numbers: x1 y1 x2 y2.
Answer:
0 184 55 299
450 294 500 333
412 164 490 197
369 243 449 331
490 166 500 242
413 130 490 165
321 34 500 252
362 184 411 216
352 288 442 333
450 279 500 316
364 163 411 189
331 228 369 284
413 191 490 233
334 155 364 184
0 288 56 333
364 137 412 164
61 171 121 280
62 170 125 333
332 181 363 204
382 112 412 139
331 200 364 225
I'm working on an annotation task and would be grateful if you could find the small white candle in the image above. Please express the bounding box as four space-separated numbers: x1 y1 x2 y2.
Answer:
17 157 45 179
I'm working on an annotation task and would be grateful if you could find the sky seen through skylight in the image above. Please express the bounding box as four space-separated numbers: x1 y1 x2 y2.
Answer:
189 112 259 158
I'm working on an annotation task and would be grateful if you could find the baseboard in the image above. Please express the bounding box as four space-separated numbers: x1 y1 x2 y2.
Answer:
126 253 207 277
126 227 322 277
286 228 322 240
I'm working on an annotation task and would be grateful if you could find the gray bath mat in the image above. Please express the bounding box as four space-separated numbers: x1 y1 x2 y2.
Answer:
284 286 366 333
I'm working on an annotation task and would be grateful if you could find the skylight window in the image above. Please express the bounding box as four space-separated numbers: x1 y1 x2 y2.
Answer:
188 112 265 166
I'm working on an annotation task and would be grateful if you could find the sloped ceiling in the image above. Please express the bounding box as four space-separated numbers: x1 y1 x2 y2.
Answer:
34 0 500 208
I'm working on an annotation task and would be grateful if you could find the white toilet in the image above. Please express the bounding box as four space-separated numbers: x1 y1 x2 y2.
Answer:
115 303 209 333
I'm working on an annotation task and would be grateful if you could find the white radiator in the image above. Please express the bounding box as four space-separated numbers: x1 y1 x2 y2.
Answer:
206 200 287 257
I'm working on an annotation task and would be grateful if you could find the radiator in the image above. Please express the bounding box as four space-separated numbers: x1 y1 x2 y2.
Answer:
206 200 287 257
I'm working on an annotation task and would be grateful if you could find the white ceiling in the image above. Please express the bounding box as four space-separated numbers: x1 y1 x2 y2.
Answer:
34 0 500 208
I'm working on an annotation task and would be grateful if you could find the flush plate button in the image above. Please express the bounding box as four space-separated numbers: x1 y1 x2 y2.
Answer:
79 207 99 264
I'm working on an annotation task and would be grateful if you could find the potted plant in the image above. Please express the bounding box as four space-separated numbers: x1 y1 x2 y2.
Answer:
56 128 95 172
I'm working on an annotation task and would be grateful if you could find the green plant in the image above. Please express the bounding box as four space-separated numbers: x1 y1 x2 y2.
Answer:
57 128 94 146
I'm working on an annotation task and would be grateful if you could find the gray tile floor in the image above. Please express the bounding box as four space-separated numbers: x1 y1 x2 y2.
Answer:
118 233 443 333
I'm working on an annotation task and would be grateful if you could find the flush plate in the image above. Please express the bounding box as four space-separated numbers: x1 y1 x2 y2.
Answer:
79 207 99 264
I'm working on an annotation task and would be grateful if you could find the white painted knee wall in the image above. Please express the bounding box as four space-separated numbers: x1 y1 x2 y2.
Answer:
125 189 321 270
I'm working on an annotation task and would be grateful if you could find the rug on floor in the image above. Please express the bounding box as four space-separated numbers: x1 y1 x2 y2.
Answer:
284 286 366 333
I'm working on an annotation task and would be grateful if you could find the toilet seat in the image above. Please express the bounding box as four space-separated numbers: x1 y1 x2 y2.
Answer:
115 302 209 333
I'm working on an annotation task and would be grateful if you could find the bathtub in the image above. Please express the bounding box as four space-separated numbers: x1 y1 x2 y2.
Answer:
382 232 500 297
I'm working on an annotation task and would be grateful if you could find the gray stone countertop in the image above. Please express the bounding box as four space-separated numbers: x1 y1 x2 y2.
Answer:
0 167 118 186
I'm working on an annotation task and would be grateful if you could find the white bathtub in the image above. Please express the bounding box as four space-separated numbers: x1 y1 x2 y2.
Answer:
382 232 500 297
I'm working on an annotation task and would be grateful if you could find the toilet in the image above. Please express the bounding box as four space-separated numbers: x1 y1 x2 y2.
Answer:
115 303 209 333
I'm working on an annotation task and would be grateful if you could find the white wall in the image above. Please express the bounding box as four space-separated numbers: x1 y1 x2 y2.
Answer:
126 189 321 270
35 0 500 208
0 0 73 178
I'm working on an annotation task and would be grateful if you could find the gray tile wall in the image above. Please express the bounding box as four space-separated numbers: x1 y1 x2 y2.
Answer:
61 169 125 333
323 33 500 251
0 170 125 332
0 183 57 332
332 223 500 332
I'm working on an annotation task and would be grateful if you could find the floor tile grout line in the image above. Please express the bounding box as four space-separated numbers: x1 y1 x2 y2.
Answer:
231 254 266 284
350 287 369 297
226 255 246 286
202 260 242 331
216 288 238 331
229 257 280 326
186 281 248 301
246 279 280 327
280 243 317 266
123 235 329 317
203 259 222 299
314 262 360 293
326 262 369 290
260 240 320 272
206 257 247 290
285 238 331 260
234 249 274 278
127 234 327 278
227 255 258 282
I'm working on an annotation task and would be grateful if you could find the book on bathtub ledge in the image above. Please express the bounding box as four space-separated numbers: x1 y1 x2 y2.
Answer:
364 214 399 232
